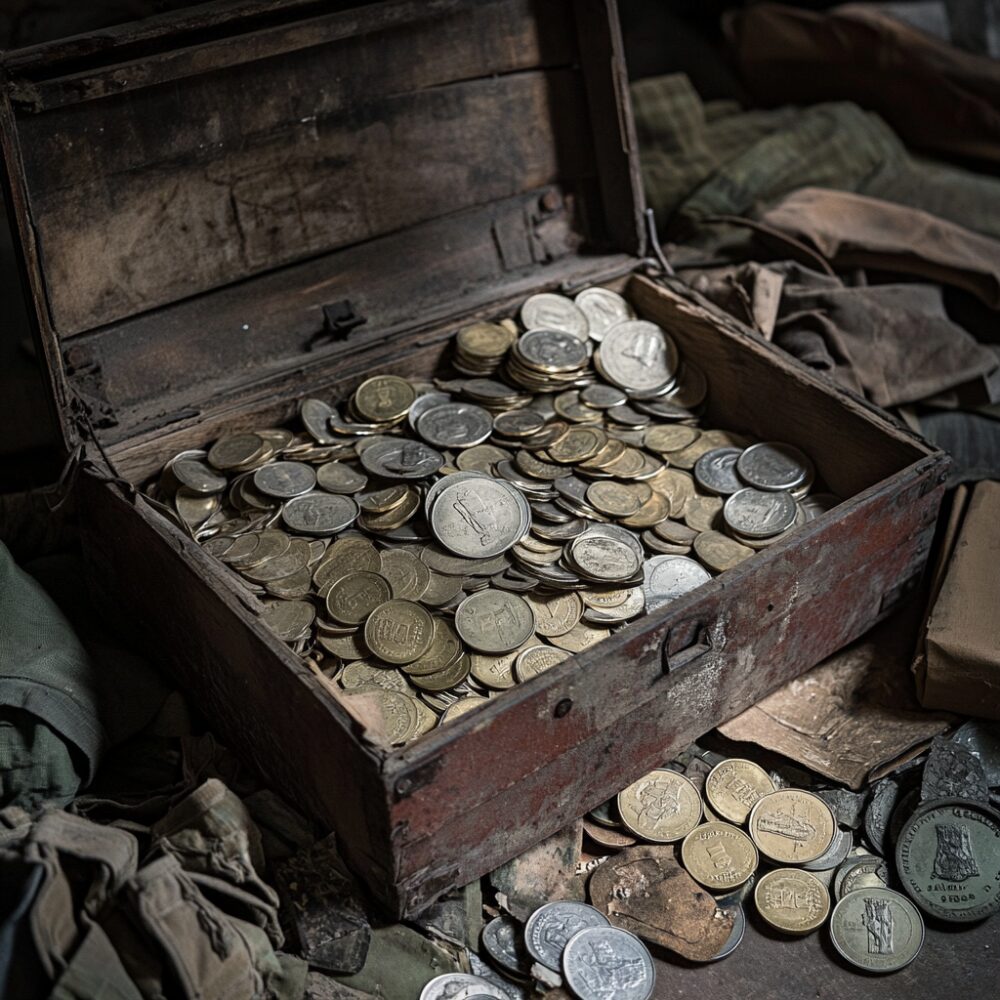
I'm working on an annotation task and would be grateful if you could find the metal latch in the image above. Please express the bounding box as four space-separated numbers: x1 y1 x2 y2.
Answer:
663 618 725 674
307 299 367 350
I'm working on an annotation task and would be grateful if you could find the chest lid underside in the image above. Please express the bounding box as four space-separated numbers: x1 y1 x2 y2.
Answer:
0 0 645 451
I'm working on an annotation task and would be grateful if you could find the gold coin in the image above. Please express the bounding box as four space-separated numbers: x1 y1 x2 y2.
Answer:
705 759 776 824
340 660 410 692
524 592 583 637
402 618 462 676
693 530 754 573
547 623 610 653
514 644 570 681
754 868 830 934
647 468 695 517
547 426 606 463
379 549 431 600
748 789 836 864
207 432 267 470
440 695 491 723
470 637 538 689
325 571 391 625
585 481 648 518
683 494 723 532
617 769 703 843
620 490 671 528
644 424 699 454
353 375 416 422
408 653 471 692
363 600 435 665
342 687 418 744
260 600 314 641
359 488 420 532
358 485 409 513
455 444 512 473
681 822 759 890
580 588 630 609
601 446 645 478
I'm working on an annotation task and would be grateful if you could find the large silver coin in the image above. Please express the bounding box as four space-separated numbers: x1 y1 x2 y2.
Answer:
408 390 452 431
431 477 528 558
737 441 813 491
516 329 589 372
569 533 640 582
521 292 590 340
418 973 510 1000
359 438 444 480
417 402 494 448
253 461 316 499
481 915 532 979
281 492 358 536
644 555 711 611
694 447 744 496
723 488 797 539
574 287 634 342
561 926 654 1000
299 398 336 444
524 901 610 973
597 320 678 395
455 590 535 653
829 887 924 973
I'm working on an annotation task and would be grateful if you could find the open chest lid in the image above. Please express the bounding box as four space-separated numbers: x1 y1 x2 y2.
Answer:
0 0 645 453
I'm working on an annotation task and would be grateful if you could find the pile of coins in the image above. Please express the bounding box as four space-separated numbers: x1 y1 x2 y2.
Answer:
148 285 837 744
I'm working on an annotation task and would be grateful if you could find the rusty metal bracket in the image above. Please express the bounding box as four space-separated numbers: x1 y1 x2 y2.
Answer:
663 618 725 674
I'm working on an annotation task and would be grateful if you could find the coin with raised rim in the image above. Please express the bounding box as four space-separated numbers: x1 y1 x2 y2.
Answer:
325 571 391 625
617 769 703 843
829 887 924 973
681 822 759 891
524 901 610 972
754 868 830 934
521 292 590 340
281 492 359 536
455 590 535 654
749 789 836 864
561 925 654 1000
363 600 434 665
705 759 776 824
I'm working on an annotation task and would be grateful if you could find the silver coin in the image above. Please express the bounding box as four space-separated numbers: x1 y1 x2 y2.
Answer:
359 438 444 480
171 456 228 494
424 470 493 514
408 390 452 431
643 555 711 611
562 926 654 1000
829 887 924 973
596 320 678 395
521 292 590 340
574 287 635 342
430 477 528 558
801 825 853 872
723 488 797 538
253 461 317 499
315 461 367 494
455 590 535 653
281 492 359 536
492 409 546 438
693 447 744 496
524 901 610 973
580 383 627 408
800 492 840 521
417 402 494 448
418 973 511 1000
516 329 589 372
582 523 645 566
481 915 531 979
300 398 336 444
737 441 813 491
569 533 640 582
833 854 890 901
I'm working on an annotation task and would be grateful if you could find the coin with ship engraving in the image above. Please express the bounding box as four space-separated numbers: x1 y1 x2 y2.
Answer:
617 769 703 843
455 590 535 654
705 759 776 824
895 798 1000 922
521 292 590 340
681 822 759 891
723 488 797 539
749 789 836 864
829 887 924 973
524 901 610 973
754 868 830 935
363 600 434 665
430 476 528 558
562 926 654 1000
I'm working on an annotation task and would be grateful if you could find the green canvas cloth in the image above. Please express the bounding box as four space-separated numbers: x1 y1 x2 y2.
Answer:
631 73 1000 240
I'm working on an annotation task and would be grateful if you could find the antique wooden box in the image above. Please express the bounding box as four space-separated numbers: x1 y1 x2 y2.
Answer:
1 0 948 915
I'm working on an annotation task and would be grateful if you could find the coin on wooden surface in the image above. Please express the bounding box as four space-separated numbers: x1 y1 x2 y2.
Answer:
895 798 1000 922
455 590 535 654
829 887 924 973
363 600 434 665
681 822 759 891
705 758 776 824
618 769 703 843
325 571 391 625
754 868 830 934
524 901 610 972
562 925 654 1000
748 789 836 864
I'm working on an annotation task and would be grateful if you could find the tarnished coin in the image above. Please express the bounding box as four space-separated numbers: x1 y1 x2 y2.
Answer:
692 531 753 573
470 637 537 689
521 292 590 340
754 868 830 935
837 857 889 900
682 494 723 532
299 398 336 444
455 590 535 653
325 571 391 625
207 432 266 470
363 600 435 665
281 492 359 536
253 461 317 499
260 600 314 641
379 548 431 600
585 481 648 518
562 926 654 1000
597 320 678 395
574 287 634 342
580 383 627 408
430 477 528 558
515 328 589 372
403 618 462 677
171 456 228 494
644 424 699 454
693 448 744 496
829 887 925 973
343 688 419 744
514 644 570 681
418 973 509 1000
737 441 813 491
481 915 531 979
548 622 610 653
643 555 711 611
316 461 367 494
749 789 837 864
439 696 490 723
359 438 444 480
417 402 494 448
493 409 545 438
801 826 853 873
723 488 797 539
895 798 1000 922
353 374 416 422
705 759 776 824
570 534 640 582
618 769 703 843
524 592 583 637
524 901 610 972
681 822 759 891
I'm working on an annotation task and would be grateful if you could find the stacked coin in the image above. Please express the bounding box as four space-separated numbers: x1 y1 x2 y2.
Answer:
147 284 834 744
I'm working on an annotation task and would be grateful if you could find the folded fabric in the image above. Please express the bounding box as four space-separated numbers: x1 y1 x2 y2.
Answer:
760 187 1000 309
725 3 1000 165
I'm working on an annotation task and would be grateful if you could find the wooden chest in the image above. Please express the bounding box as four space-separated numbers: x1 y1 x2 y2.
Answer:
1 0 948 916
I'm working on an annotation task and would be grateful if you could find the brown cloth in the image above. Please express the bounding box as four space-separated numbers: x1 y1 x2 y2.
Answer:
725 2 1000 165
759 187 1000 310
